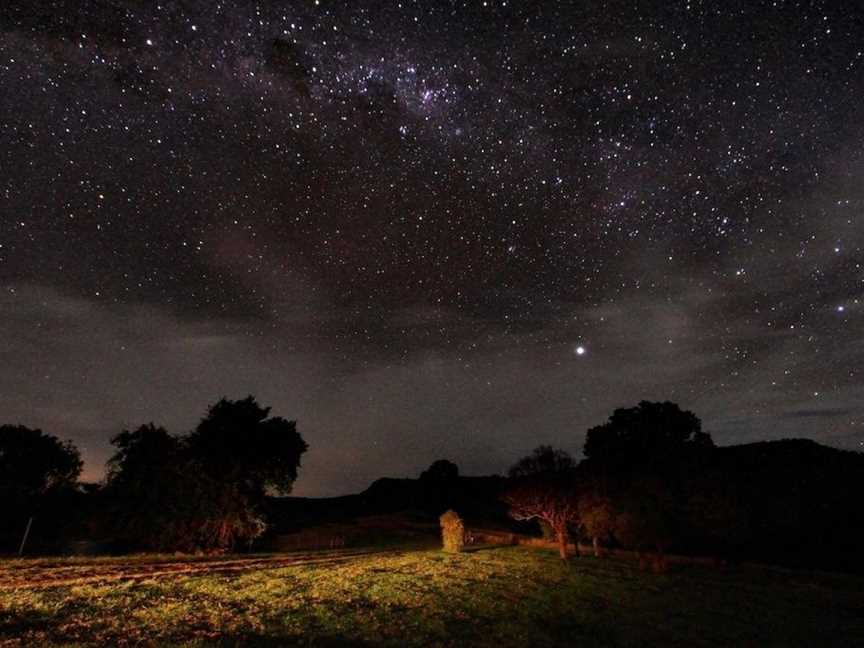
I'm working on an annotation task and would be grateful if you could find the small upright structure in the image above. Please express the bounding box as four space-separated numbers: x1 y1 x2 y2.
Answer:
439 509 466 553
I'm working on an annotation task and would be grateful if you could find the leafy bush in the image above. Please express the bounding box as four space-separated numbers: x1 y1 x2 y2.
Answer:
439 509 465 553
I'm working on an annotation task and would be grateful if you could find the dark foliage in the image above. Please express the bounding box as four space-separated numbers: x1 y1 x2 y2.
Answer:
584 401 713 464
507 445 575 478
0 424 82 501
574 403 864 573
105 397 307 552
0 425 82 552
189 396 308 498
105 424 209 552
420 459 459 483
578 401 716 569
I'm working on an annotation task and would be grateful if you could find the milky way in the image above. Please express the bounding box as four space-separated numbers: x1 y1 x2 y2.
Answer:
1 1 863 495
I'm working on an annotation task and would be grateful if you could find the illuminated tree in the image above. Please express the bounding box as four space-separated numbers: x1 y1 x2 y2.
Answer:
503 473 579 561
578 490 615 557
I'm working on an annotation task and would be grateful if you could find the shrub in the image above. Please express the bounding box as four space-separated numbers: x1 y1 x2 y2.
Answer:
439 509 465 553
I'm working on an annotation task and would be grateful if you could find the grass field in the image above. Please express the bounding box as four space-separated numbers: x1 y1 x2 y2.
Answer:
1 545 862 646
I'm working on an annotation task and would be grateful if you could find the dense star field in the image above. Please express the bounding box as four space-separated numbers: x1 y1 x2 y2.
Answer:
1 1 863 495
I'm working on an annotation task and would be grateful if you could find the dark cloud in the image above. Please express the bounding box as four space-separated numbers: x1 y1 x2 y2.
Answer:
782 407 858 420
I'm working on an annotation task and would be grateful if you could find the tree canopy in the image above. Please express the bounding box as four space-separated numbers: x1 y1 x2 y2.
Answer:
106 397 308 552
189 396 308 497
0 424 82 503
502 471 579 560
420 459 459 483
507 445 575 478
583 401 713 464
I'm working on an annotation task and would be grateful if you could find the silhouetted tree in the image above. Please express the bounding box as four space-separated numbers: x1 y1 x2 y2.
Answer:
187 397 306 550
582 402 714 569
188 396 308 499
1 425 81 545
584 401 713 464
0 425 82 504
107 423 181 490
507 445 575 478
612 472 680 572
106 424 194 551
107 397 307 552
683 472 750 557
420 459 459 483
0 424 81 551
416 460 460 513
503 472 579 561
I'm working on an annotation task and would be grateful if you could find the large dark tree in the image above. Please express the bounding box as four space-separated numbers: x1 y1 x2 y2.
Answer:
0 424 82 551
420 459 459 483
106 397 307 552
416 459 460 514
188 396 308 498
507 445 575 478
583 401 713 463
582 402 714 569
107 423 182 491
0 425 82 501
105 424 194 551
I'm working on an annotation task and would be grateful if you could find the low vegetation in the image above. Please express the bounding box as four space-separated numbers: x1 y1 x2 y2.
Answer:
439 509 466 553
1 546 862 646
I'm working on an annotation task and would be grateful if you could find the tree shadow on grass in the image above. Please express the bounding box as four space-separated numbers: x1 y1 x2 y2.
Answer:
461 544 514 554
212 632 380 647
0 607 56 638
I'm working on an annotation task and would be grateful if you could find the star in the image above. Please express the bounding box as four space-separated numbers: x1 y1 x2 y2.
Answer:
1 0 863 495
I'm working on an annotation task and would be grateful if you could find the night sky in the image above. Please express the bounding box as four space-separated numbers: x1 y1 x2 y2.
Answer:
2 1 863 496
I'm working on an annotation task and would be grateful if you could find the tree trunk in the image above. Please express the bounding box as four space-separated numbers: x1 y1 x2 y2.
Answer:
556 527 569 561
652 546 667 573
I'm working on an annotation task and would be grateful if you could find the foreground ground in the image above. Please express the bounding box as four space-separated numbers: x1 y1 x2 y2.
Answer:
1 546 862 646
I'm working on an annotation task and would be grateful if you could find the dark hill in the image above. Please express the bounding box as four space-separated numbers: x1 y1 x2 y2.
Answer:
713 439 864 572
266 474 510 534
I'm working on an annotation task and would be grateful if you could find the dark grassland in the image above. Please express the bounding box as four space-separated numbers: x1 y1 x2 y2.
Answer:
1 546 862 646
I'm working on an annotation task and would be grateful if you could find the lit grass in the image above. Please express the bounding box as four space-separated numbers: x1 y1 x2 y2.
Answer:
1 546 862 646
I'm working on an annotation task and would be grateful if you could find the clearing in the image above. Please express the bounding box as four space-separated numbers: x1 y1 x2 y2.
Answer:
1 546 862 646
